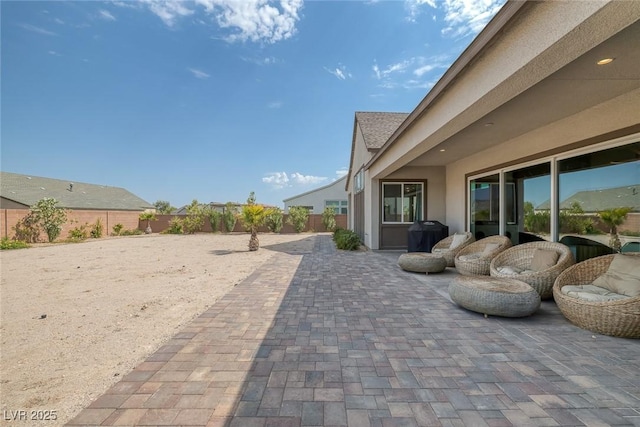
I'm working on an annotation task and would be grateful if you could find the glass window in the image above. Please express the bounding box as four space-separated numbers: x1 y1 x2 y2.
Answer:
355 170 364 193
325 200 348 215
506 163 551 244
382 182 423 223
558 142 639 256
470 174 499 239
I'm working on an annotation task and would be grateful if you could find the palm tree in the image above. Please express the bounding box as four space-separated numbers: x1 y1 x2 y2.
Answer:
139 212 157 234
598 207 632 251
241 192 265 251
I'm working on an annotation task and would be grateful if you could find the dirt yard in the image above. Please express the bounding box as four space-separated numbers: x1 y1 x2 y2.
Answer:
0 232 315 426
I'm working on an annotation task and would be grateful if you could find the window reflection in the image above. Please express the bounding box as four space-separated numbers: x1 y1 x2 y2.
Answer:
383 182 424 223
558 142 639 258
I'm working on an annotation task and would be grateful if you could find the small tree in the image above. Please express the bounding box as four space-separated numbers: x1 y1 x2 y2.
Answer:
599 207 632 251
31 198 67 242
139 211 157 234
322 207 337 232
241 192 265 251
183 199 206 234
264 207 284 233
13 211 41 243
205 207 222 232
153 200 174 214
287 206 309 233
222 202 238 232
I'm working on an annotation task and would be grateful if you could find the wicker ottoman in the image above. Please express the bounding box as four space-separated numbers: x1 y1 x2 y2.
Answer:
398 253 447 274
449 276 541 317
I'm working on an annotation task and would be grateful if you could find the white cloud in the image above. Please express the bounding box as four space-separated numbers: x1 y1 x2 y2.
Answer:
262 171 328 189
241 55 279 65
139 0 302 44
291 173 327 185
188 68 210 79
405 0 505 38
262 172 290 189
99 10 116 21
48 50 61 56
267 101 283 109
335 168 348 178
324 64 352 80
140 0 194 27
441 0 505 38
373 55 450 90
19 23 57 36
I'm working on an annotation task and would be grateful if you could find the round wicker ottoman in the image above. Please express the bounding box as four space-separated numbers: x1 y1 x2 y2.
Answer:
398 253 447 274
449 276 541 317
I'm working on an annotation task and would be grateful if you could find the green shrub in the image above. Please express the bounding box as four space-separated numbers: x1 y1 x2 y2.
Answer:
332 228 360 250
164 217 184 234
287 206 309 233
112 223 124 236
1 238 29 250
206 209 222 232
13 211 41 243
181 200 206 234
31 198 67 242
68 223 89 242
222 202 238 232
264 207 283 233
90 218 103 238
322 207 337 232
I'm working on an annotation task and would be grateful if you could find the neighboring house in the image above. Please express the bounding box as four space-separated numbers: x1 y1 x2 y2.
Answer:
283 175 349 214
0 171 153 210
346 1 640 250
0 171 153 240
536 185 640 213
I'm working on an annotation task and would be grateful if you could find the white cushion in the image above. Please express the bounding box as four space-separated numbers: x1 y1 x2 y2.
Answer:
497 265 522 275
481 243 500 256
561 284 630 302
592 254 640 297
450 234 468 249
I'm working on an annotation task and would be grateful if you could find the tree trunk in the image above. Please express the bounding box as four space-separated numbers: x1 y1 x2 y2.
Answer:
249 229 259 251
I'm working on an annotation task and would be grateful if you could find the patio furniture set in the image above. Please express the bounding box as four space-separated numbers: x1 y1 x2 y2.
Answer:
398 234 640 338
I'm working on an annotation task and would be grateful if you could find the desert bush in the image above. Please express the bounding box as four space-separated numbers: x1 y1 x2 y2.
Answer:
322 207 337 232
332 228 360 250
241 192 265 251
31 198 67 242
112 223 124 236
13 211 41 243
164 217 184 234
287 206 309 233
68 223 89 242
183 200 206 234
1 238 29 250
206 208 222 233
222 202 238 232
264 207 283 233
90 218 103 238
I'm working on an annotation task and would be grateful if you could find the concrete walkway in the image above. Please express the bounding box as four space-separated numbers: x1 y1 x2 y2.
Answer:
68 235 640 426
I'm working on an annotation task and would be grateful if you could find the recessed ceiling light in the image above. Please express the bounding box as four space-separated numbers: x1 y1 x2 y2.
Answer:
484 122 494 127
597 58 614 65
439 149 446 152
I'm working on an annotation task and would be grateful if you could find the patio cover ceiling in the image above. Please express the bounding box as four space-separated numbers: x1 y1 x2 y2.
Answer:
369 2 640 173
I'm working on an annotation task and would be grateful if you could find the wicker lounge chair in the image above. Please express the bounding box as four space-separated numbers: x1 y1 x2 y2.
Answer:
553 254 640 338
490 241 575 299
454 235 512 276
431 232 475 267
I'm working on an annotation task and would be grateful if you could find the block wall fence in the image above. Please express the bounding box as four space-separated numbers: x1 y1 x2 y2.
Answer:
1 209 347 241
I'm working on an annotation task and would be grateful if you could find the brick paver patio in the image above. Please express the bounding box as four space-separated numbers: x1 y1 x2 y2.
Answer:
68 235 640 426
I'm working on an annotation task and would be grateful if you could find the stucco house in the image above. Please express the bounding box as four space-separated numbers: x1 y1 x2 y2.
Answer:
346 1 640 250
284 175 349 214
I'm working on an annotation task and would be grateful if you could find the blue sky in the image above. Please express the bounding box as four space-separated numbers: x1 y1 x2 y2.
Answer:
2 0 505 209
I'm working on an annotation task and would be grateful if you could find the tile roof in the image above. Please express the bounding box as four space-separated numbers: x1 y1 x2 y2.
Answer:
355 112 409 150
536 184 640 212
1 171 153 211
